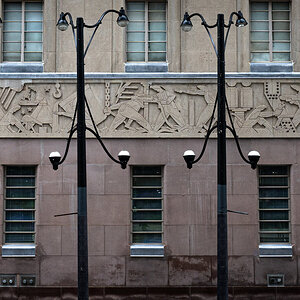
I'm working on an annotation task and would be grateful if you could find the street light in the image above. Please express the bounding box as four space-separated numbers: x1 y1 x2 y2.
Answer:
50 7 129 300
181 11 259 300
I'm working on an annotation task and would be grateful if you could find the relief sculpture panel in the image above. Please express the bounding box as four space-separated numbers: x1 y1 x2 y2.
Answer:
0 78 299 138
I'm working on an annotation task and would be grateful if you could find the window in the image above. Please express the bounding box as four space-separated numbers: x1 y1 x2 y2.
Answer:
131 166 163 243
126 1 166 62
250 2 290 62
4 166 36 244
2 1 43 62
259 166 290 243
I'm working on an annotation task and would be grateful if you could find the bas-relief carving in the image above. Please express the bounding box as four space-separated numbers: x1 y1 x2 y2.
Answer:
1 80 300 138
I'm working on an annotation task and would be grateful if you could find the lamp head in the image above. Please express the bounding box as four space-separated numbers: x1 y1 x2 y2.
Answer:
117 7 129 27
235 11 248 27
49 151 61 170
118 150 130 169
181 12 193 32
57 12 69 31
248 150 260 169
183 150 195 169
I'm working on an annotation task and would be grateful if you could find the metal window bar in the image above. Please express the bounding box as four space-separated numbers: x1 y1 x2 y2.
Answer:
131 166 163 243
3 1 43 62
258 166 290 243
250 1 290 62
4 166 36 244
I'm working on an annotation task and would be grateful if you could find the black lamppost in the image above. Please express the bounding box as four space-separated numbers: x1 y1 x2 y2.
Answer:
49 8 129 300
181 12 260 300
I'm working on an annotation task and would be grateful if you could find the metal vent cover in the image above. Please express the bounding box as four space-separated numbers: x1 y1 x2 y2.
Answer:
20 275 36 286
267 274 284 287
0 275 16 287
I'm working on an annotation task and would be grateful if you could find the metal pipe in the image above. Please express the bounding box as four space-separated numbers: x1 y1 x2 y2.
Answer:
217 13 228 300
76 17 89 300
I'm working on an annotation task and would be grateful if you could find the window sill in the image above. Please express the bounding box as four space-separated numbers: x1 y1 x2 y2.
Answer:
125 62 168 73
130 244 165 257
250 62 293 73
259 244 293 258
0 62 43 73
2 244 36 257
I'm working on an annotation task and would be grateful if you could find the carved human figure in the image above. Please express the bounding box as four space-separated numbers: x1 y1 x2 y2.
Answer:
233 105 273 135
108 94 152 132
151 85 186 132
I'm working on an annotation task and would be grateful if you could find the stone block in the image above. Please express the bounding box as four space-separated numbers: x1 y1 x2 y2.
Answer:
189 194 215 225
165 166 190 195
164 195 190 225
86 164 105 195
148 287 190 300
189 225 217 256
61 224 77 256
0 257 39 274
40 256 77 286
231 225 258 256
164 225 189 256
61 164 77 195
89 256 125 286
89 225 105 256
189 165 217 196
227 194 258 225
39 194 77 225
255 257 297 286
104 225 129 256
0 140 41 164
38 164 63 195
229 164 258 195
36 225 62 256
88 195 130 226
126 257 168 286
104 287 147 300
104 164 130 195
232 287 276 300
169 256 212 286
228 256 254 286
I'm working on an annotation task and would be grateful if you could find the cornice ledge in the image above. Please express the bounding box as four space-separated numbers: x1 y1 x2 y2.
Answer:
0 72 300 80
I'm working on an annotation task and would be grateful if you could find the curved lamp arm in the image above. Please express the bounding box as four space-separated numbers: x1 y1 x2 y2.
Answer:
49 97 78 170
224 11 248 49
84 7 129 57
86 127 120 165
183 93 218 168
194 125 217 164
57 12 77 48
59 127 78 165
86 127 130 169
181 11 247 55
83 94 130 169
226 125 251 165
181 12 218 56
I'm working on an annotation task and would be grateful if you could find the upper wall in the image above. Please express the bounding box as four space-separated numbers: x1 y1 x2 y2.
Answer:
0 0 299 73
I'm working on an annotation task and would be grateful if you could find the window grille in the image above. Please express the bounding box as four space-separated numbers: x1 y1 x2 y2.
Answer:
250 1 290 62
131 166 163 243
3 1 43 62
259 165 290 243
126 1 167 62
4 166 36 244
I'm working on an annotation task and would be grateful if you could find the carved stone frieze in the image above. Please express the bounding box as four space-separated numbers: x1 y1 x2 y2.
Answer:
0 79 300 138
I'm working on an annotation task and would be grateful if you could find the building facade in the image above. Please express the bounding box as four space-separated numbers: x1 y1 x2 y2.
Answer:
0 0 300 298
